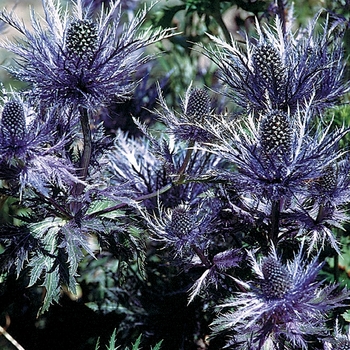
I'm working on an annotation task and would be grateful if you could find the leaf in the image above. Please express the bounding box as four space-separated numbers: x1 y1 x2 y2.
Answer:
131 334 142 350
39 264 61 315
107 328 118 350
95 337 100 350
151 340 163 350
342 310 350 322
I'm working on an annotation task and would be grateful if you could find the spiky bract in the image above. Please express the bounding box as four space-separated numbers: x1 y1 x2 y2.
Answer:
0 0 173 109
211 246 350 349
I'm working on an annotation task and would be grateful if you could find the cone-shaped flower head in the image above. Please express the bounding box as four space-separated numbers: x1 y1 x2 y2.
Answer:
317 163 338 194
211 246 350 349
204 14 348 113
154 84 215 143
252 44 286 92
65 19 98 62
1 100 27 145
0 0 173 108
184 88 211 119
140 202 212 258
259 110 293 162
166 205 195 238
260 255 292 299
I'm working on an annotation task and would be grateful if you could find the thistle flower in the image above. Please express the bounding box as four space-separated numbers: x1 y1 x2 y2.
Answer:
259 110 293 164
140 203 213 258
211 246 350 349
0 0 173 109
154 83 215 143
203 13 348 114
1 100 27 149
0 98 80 196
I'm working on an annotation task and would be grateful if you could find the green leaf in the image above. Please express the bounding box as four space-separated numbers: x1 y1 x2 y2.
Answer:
151 340 163 350
39 264 61 315
107 328 118 350
95 337 100 350
131 334 142 350
342 310 350 322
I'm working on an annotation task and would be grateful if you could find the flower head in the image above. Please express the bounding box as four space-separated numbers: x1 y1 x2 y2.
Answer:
211 245 350 349
0 98 80 196
154 83 215 143
204 13 348 114
0 0 173 109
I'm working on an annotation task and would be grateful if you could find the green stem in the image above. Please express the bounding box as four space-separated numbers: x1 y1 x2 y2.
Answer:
211 3 232 44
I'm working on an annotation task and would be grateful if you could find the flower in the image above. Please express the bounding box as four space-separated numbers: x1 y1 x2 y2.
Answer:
140 202 213 258
153 83 215 143
0 0 173 109
211 245 350 349
199 102 350 250
203 13 348 114
0 98 80 197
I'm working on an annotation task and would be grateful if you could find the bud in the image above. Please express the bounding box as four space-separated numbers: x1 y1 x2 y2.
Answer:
185 88 210 119
65 19 98 61
261 256 292 299
166 205 195 238
1 100 27 141
259 110 293 162
253 44 285 90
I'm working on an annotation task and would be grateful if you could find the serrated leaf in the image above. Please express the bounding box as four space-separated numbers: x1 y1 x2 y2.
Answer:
131 334 142 350
107 328 118 350
151 340 163 350
39 264 61 315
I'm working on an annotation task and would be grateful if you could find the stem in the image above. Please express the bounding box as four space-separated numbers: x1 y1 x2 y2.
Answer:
72 106 92 197
0 325 25 350
176 140 195 183
334 250 339 283
85 183 173 220
277 0 286 36
211 2 232 44
270 200 280 244
78 106 92 182
191 244 211 269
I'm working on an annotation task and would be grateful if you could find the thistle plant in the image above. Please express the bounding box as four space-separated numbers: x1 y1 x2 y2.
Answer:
0 0 350 349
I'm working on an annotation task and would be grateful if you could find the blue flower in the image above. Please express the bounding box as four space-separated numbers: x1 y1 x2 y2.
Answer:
200 103 349 250
204 12 348 114
0 98 80 197
153 83 215 143
0 0 173 109
211 245 350 349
